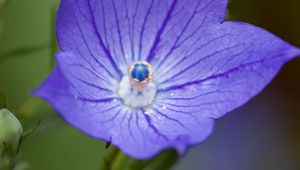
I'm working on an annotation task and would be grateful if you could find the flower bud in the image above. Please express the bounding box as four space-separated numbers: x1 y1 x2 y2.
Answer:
0 109 23 154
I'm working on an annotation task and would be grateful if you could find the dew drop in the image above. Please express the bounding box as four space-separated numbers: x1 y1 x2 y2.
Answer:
144 109 154 115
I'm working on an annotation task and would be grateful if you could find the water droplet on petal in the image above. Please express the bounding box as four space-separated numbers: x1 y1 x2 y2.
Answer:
144 109 154 115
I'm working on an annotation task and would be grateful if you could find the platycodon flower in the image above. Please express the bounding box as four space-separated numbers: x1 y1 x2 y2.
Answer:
34 0 300 159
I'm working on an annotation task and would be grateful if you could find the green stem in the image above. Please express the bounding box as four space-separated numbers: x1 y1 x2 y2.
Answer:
0 143 19 170
144 150 179 170
126 149 178 170
99 146 120 170
112 152 131 170
99 146 179 170
0 90 7 109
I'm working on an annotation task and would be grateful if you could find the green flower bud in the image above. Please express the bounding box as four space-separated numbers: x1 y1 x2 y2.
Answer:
0 109 23 154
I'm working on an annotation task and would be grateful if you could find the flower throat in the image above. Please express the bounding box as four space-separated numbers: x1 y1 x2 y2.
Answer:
117 61 156 108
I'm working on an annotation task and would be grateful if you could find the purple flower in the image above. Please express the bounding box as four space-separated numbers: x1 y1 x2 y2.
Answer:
34 0 300 159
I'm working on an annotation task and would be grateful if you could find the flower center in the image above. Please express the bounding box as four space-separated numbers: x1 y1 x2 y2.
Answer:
117 61 156 108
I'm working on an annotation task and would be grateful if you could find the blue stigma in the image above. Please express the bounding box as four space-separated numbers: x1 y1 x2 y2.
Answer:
131 63 150 82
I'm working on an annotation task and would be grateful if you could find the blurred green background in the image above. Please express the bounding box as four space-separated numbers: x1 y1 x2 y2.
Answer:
0 0 299 169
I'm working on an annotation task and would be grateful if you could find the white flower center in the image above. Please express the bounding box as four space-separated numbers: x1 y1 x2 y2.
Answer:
117 75 157 108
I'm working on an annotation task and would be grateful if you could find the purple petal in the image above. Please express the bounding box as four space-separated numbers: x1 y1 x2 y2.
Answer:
55 51 117 98
111 108 214 159
57 0 123 78
57 0 228 74
33 67 122 141
33 67 214 159
156 21 300 119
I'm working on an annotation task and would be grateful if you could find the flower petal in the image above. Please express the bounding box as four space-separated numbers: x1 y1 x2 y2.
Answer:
55 51 117 99
156 21 300 119
57 0 123 78
110 107 214 159
57 0 228 73
33 67 124 143
33 67 214 159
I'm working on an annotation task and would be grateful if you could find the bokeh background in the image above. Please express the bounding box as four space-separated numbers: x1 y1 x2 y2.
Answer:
0 0 299 169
